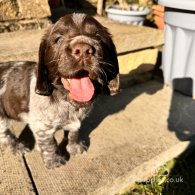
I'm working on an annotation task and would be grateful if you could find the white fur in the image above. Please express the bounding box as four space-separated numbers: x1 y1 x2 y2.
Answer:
0 68 11 95
72 13 86 26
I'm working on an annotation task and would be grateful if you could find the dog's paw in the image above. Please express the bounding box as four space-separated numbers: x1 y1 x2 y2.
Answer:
1 135 30 156
66 143 87 156
10 142 30 156
44 154 66 169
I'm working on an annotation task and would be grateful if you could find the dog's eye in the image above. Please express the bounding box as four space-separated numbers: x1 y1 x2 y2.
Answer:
55 36 63 44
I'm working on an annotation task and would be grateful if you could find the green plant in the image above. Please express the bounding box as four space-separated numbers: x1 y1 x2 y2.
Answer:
121 147 195 195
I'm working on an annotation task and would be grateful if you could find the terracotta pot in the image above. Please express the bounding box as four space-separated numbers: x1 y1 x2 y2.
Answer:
152 5 165 30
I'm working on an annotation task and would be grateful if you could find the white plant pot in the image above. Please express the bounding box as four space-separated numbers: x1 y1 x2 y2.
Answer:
159 0 195 97
105 5 150 25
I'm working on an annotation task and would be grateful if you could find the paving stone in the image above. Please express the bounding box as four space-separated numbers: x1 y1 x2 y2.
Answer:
0 16 164 62
96 16 164 54
0 145 35 195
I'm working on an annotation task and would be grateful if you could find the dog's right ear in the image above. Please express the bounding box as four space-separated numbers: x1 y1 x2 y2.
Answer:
35 38 53 96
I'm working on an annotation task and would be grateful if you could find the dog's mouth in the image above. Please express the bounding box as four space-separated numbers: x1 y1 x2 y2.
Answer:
61 70 95 103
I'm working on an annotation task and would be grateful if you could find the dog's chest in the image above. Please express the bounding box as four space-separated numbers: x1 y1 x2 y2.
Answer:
22 76 92 131
29 97 90 128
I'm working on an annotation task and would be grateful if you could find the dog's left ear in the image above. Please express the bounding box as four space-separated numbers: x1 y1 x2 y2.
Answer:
108 73 120 95
106 36 120 96
35 38 53 96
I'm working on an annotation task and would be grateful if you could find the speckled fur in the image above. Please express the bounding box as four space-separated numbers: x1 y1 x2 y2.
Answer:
0 64 92 168
0 13 119 168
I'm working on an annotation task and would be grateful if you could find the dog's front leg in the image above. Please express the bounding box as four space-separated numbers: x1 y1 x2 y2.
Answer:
33 127 66 168
65 120 86 155
66 131 86 155
0 117 29 155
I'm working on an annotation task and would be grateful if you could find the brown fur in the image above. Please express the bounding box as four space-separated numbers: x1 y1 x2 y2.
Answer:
0 62 35 120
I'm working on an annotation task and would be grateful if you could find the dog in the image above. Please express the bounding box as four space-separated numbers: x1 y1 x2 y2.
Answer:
0 13 119 168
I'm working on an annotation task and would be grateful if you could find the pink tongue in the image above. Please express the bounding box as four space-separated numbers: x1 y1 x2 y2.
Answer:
62 77 94 102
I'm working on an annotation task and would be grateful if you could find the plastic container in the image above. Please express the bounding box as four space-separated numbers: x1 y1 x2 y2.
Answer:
159 0 195 97
106 5 150 25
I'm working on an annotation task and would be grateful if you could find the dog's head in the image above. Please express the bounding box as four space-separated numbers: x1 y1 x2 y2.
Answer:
35 13 119 103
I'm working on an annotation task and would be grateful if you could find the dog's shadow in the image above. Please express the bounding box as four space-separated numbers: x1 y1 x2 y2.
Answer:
79 79 163 147
79 53 164 147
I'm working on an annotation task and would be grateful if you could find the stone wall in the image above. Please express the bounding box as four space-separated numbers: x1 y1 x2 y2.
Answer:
0 0 51 33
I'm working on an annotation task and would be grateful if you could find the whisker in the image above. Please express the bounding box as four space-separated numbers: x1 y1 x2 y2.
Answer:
99 61 114 67
103 65 115 76
46 58 61 64
98 62 115 76
97 67 108 82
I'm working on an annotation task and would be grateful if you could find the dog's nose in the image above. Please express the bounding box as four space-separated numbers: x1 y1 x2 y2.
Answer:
72 43 95 59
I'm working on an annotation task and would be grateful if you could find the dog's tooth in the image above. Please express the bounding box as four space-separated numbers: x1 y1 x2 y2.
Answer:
67 79 71 83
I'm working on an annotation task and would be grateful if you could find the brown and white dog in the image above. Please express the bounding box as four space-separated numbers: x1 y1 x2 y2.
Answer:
0 13 119 168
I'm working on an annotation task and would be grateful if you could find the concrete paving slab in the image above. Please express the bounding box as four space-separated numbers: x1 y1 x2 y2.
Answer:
0 145 35 195
22 80 190 195
0 29 43 62
96 16 164 54
0 16 163 62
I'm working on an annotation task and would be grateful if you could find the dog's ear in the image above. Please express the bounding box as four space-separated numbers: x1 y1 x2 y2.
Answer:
108 73 120 95
105 35 120 96
35 38 53 96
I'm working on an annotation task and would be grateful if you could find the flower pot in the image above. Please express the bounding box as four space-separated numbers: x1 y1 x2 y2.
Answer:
106 5 150 25
152 5 165 30
159 0 195 97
